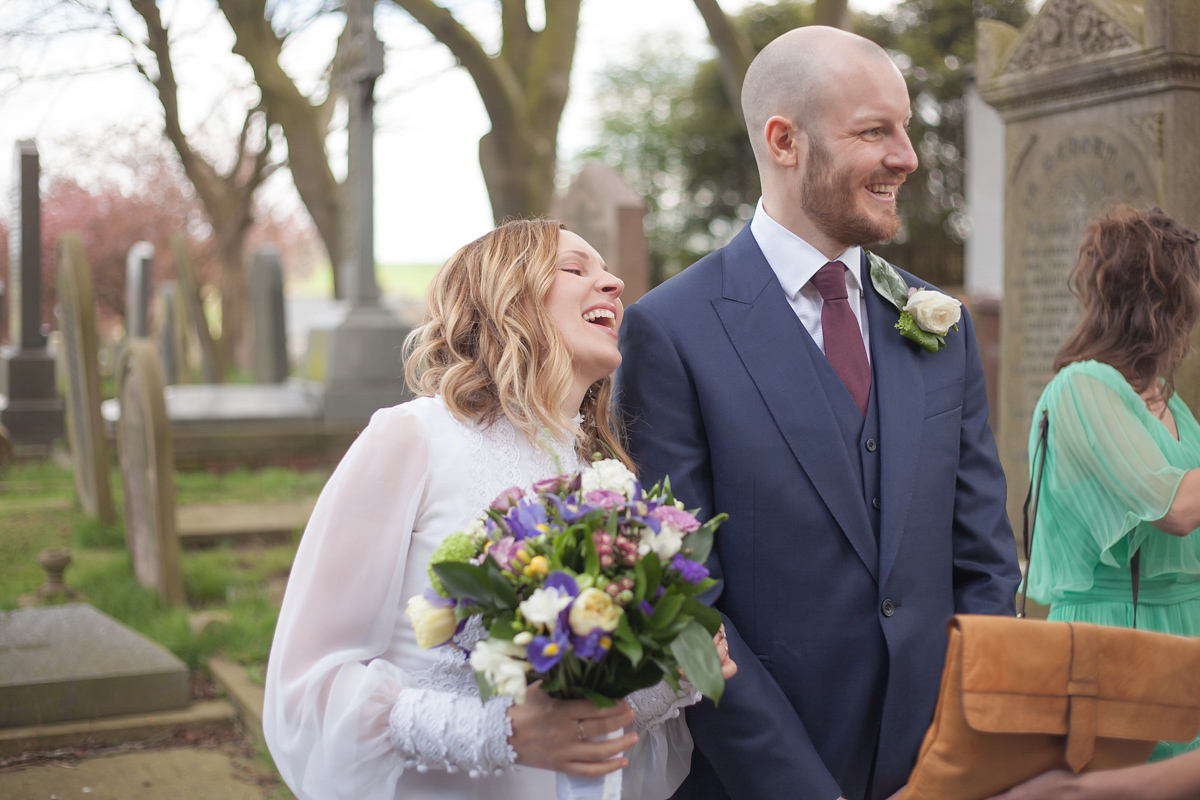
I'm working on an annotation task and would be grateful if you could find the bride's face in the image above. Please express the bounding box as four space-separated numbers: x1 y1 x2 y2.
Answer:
544 230 624 387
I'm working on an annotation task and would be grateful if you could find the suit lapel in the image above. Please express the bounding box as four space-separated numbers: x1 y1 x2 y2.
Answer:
862 253 924 586
713 228 878 580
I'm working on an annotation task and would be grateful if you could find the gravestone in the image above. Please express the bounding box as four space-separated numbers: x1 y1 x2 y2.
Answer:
0 423 11 471
249 246 288 383
115 339 184 606
56 233 114 523
323 0 413 423
125 241 155 339
154 281 187 386
0 604 188 727
0 140 65 449
977 0 1200 531
169 234 221 384
555 164 652 305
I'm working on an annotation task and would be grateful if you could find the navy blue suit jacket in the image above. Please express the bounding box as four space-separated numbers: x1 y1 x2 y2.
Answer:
616 226 1019 800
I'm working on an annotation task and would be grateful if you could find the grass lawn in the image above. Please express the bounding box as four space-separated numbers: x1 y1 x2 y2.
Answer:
0 459 329 677
286 262 442 300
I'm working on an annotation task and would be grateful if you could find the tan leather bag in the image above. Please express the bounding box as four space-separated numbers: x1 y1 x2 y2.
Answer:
903 613 1200 800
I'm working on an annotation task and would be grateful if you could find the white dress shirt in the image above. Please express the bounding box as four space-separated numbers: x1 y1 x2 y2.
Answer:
748 199 871 362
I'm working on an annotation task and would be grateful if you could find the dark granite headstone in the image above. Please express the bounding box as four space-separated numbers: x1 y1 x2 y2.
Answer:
56 234 114 522
0 604 188 727
125 241 155 339
115 340 184 606
250 246 288 383
0 140 64 448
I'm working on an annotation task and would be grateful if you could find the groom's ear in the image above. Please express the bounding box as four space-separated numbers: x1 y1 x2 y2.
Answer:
765 115 805 169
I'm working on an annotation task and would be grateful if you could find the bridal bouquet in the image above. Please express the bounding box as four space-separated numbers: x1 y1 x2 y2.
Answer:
407 458 727 708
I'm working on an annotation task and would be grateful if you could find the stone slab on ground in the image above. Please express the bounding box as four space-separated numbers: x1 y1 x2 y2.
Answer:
0 605 189 728
0 700 236 758
0 744 268 799
209 659 265 746
177 498 316 548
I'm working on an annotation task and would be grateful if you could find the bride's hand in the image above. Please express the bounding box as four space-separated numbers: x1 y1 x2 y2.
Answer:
507 683 638 775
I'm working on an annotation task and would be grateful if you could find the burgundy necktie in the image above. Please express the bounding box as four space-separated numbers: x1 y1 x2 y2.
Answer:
811 261 871 416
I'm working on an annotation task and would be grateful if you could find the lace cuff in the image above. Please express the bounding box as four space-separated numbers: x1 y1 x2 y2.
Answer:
628 680 701 731
388 687 517 778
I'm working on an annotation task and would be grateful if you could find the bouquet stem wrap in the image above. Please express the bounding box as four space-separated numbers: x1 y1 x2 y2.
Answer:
556 730 623 800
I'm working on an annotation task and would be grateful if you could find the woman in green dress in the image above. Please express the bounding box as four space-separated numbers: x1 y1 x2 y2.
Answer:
1024 205 1200 763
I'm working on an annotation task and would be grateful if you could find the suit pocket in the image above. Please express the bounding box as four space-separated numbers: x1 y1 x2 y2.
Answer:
923 378 964 419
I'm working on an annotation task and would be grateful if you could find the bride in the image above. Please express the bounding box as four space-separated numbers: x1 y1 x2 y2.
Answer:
263 220 733 800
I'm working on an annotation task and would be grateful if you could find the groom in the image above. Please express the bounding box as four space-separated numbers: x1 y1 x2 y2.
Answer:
616 26 1019 800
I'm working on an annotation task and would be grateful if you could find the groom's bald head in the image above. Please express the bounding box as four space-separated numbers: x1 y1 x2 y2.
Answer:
741 26 897 164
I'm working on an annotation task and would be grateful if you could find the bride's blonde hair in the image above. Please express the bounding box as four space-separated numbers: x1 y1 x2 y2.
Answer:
405 219 633 471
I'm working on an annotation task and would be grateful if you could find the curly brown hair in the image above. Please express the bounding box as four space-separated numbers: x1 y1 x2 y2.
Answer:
404 219 633 471
1055 205 1200 398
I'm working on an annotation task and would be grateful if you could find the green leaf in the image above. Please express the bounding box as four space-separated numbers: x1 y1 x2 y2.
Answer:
614 614 643 666
485 558 519 607
669 620 725 705
432 561 497 606
633 558 647 604
583 525 600 576
868 251 910 311
642 551 662 599
895 311 946 354
681 598 721 635
649 593 684 629
474 670 498 703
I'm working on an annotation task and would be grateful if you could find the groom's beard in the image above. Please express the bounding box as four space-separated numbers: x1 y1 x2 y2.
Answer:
800 135 905 247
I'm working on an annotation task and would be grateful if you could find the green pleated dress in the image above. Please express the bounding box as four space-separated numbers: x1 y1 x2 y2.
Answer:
1027 360 1200 760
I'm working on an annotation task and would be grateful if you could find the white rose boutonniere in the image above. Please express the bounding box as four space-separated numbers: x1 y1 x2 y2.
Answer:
868 251 962 354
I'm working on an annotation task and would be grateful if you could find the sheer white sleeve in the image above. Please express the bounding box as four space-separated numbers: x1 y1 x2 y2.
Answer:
263 406 516 800
622 682 699 800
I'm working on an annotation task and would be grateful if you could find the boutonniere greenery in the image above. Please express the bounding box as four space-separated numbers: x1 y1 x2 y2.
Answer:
867 251 962 354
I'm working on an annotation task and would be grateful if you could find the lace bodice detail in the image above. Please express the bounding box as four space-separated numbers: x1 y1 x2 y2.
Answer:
460 413 580 516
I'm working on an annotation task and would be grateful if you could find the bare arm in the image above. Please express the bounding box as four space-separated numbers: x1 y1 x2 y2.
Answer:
1153 469 1200 537
988 750 1200 800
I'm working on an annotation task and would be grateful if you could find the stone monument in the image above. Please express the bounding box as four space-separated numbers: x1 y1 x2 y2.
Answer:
56 233 115 523
0 140 65 450
115 339 185 606
977 0 1200 531
322 0 413 423
125 240 155 339
555 164 652 305
153 280 188 386
250 246 288 383
170 234 222 384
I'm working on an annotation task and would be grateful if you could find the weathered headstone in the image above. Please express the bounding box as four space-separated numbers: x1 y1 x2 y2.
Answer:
169 234 222 384
0 140 65 449
323 0 413 423
978 0 1200 530
249 246 288 383
153 280 188 386
0 604 188 727
0 422 11 471
115 339 184 606
56 233 115 523
555 163 651 305
125 240 155 339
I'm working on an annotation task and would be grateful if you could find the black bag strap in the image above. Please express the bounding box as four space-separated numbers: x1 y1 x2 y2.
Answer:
1018 410 1050 618
1018 407 1142 627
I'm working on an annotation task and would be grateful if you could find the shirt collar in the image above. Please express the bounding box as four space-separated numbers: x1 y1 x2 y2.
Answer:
749 198 863 300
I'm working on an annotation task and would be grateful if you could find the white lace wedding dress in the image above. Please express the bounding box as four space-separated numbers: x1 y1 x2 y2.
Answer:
264 396 696 800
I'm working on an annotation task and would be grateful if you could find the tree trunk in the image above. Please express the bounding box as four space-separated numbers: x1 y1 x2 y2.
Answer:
813 0 851 29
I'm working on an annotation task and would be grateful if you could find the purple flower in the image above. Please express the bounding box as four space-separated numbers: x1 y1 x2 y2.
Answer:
670 553 710 584
487 536 523 572
544 571 579 598
585 489 625 510
490 486 525 512
528 628 571 672
532 474 574 495
638 600 654 616
423 587 454 607
545 493 590 525
651 506 700 533
505 499 550 541
572 628 613 662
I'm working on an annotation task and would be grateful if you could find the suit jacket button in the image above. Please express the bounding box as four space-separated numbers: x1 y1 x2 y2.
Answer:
865 438 878 452
881 598 895 617
872 497 882 511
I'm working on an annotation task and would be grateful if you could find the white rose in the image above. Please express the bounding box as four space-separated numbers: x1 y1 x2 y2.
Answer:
637 523 684 561
904 290 962 335
405 594 458 649
463 517 489 546
469 638 530 702
568 588 624 636
580 459 637 499
518 586 574 630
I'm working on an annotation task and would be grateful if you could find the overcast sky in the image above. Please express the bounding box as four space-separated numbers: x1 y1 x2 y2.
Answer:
1 0 903 264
